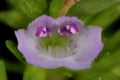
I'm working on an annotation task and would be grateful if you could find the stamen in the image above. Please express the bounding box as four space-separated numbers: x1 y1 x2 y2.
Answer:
35 27 50 37
41 47 74 58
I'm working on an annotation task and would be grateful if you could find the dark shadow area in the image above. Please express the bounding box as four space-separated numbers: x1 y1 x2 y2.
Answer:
103 17 120 37
7 72 22 80
0 22 17 61
0 0 9 11
0 0 22 80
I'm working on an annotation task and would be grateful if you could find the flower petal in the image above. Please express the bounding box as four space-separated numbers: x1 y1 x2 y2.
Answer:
15 29 41 64
64 57 91 70
27 15 56 37
15 30 61 68
15 15 103 70
15 29 91 70
73 26 103 63
57 16 84 30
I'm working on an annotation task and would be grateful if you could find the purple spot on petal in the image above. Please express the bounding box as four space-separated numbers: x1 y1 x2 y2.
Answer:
35 27 44 37
35 27 51 37
70 23 79 33
58 23 79 36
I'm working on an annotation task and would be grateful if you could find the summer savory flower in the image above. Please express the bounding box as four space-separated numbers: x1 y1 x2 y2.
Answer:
15 15 103 70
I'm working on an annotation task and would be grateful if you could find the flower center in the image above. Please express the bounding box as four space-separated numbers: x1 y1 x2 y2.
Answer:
35 24 79 50
58 23 79 36
35 24 79 58
35 26 73 50
39 32 70 50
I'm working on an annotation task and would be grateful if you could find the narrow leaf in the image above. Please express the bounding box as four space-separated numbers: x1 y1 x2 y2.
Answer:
107 30 120 51
0 10 31 29
6 40 25 63
23 64 47 80
112 64 120 77
85 3 120 29
8 0 48 19
0 61 7 80
67 0 119 19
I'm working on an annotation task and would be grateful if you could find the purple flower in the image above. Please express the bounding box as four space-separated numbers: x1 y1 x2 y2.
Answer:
15 15 103 70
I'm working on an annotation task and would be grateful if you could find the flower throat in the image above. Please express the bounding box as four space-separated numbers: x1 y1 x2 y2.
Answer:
35 23 79 50
39 32 69 50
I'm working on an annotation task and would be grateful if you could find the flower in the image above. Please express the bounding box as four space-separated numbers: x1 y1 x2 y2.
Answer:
15 15 103 70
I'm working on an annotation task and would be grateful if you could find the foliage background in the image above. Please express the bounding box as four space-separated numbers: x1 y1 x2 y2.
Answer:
0 0 120 80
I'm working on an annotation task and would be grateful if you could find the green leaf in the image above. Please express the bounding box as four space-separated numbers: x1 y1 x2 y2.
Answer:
95 29 120 62
94 50 120 71
8 0 48 19
49 0 64 18
112 65 120 77
0 61 7 80
100 72 120 80
47 67 72 80
107 30 120 51
85 3 120 29
23 64 47 80
0 10 31 29
67 0 118 19
6 40 25 63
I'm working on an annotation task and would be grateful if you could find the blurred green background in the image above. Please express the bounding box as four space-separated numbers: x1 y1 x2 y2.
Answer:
0 0 120 80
